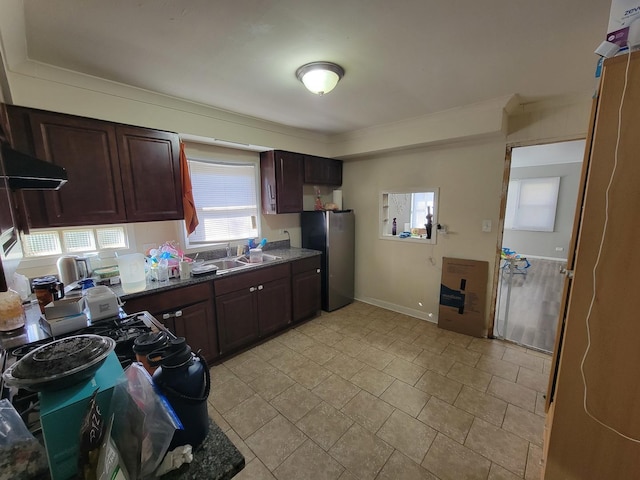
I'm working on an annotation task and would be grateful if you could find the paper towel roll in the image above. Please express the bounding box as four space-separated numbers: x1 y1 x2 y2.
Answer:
333 190 343 210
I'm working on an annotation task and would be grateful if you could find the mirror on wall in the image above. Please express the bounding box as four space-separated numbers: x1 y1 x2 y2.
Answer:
380 188 439 243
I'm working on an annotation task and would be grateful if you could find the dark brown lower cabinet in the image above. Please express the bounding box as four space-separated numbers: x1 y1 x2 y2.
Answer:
291 256 321 322
215 263 291 356
122 282 219 364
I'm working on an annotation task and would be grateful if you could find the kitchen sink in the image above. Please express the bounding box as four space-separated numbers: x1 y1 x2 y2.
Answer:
202 253 283 274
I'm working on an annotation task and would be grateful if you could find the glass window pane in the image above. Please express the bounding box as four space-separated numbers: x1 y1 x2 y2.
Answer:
96 227 127 249
22 231 62 257
62 230 96 253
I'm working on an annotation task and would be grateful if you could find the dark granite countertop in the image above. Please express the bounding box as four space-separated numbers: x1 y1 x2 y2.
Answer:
161 419 245 480
115 247 321 302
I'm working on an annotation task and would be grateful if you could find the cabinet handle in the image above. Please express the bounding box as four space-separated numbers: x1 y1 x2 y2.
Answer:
162 310 183 319
258 285 264 290
175 310 182 317
250 286 257 292
162 313 171 320
268 185 275 199
316 269 321 274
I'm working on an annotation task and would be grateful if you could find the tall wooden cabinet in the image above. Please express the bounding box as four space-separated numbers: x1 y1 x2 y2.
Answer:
543 51 640 479
260 150 304 214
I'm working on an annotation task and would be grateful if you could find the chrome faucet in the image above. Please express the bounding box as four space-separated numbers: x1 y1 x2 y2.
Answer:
226 242 231 257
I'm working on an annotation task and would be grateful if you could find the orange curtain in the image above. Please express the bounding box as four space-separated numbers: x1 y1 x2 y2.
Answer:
180 141 199 235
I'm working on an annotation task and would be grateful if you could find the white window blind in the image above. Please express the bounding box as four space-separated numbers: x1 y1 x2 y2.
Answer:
22 225 128 257
188 160 259 244
505 177 560 232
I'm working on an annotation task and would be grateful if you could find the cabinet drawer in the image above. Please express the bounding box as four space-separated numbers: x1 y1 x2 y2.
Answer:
214 263 290 296
123 281 213 314
291 256 321 275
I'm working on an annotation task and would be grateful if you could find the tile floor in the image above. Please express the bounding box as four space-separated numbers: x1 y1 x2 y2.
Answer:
207 301 551 480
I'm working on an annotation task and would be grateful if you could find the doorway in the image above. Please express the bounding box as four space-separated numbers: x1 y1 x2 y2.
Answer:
493 139 585 352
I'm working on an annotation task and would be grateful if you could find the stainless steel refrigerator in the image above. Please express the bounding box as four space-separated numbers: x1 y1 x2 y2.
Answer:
301 210 355 311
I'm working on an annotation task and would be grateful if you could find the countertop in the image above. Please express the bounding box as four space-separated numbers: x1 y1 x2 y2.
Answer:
114 247 321 302
161 419 245 480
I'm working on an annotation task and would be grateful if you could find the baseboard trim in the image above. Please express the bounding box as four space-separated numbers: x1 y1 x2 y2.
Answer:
355 295 438 325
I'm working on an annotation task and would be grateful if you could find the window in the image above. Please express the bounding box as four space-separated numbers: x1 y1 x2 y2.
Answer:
186 159 259 246
380 188 439 243
22 225 129 258
505 177 560 232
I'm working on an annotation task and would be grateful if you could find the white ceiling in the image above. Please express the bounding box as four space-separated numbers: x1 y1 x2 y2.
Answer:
8 0 612 135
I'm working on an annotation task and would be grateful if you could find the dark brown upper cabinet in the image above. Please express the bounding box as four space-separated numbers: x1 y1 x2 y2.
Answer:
3 105 182 228
260 150 304 214
303 154 342 186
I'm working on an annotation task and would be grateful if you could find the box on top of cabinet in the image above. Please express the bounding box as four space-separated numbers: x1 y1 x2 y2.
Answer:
438 257 488 338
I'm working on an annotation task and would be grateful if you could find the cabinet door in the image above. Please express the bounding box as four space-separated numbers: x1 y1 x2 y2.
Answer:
174 301 219 364
292 267 321 322
260 150 303 214
216 287 259 355
117 126 183 222
304 155 342 186
28 112 126 227
257 277 292 337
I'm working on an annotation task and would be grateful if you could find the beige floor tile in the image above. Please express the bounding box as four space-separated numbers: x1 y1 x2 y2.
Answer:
417 396 474 444
468 338 507 359
209 363 238 387
253 339 291 362
535 392 546 417
377 450 438 480
475 355 519 382
385 339 423 361
223 350 261 369
209 376 255 413
442 344 481 367
341 389 394 433
245 415 307 471
228 355 278 383
234 458 275 480
503 349 545 372
278 330 319 353
516 366 549 393
380 379 430 417
502 404 545 445
301 343 339 365
446 362 492 391
349 365 395 396
273 439 345 480
329 423 394 480
377 409 437 464
384 357 426 386
488 463 522 480
287 360 332 389
324 353 366 380
439 330 473 348
310 328 345 346
525 443 544 480
454 386 507 426
464 418 529 477
357 345 396 370
387 327 420 345
294 321 327 336
487 376 537 412
412 350 456 376
338 324 373 341
224 427 256 463
207 402 231 432
333 337 368 357
338 470 358 480
414 370 463 404
248 368 295 401
269 349 312 375
271 383 322 422
223 394 279 439
296 401 353 451
412 334 449 355
312 374 361 409
422 432 491 480
364 330 396 349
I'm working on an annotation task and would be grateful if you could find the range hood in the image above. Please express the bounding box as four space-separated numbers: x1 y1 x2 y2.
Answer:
1 142 67 190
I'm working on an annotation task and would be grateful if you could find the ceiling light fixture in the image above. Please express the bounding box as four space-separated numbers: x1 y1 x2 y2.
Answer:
296 61 345 95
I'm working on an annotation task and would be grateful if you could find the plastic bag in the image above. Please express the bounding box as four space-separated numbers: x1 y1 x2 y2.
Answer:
111 363 182 479
0 399 48 480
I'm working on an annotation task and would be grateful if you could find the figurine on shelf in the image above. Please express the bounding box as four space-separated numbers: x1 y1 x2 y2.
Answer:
425 206 433 239
392 218 397 236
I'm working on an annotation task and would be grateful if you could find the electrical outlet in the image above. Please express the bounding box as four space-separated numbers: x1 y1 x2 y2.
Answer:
278 229 285 235
555 247 564 251
482 220 492 232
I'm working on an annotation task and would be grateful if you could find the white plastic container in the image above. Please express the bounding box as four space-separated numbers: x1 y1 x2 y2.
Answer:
86 286 119 321
116 253 147 294
249 248 263 263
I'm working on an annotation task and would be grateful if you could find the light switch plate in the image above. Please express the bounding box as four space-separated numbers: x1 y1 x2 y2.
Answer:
482 220 492 232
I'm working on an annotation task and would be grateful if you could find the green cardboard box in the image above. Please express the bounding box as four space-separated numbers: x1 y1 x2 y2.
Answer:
39 352 125 480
